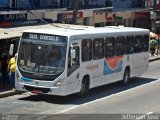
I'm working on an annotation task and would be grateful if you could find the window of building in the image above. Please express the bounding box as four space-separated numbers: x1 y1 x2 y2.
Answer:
115 36 125 56
82 39 92 62
93 38 104 59
105 37 115 57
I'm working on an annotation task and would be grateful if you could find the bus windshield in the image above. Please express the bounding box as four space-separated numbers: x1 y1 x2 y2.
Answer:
17 32 67 75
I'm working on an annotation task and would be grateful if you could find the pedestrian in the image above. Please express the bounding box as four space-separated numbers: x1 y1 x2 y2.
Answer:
8 54 17 90
0 55 9 88
150 38 157 56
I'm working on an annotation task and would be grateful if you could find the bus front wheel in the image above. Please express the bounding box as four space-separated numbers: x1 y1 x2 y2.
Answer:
122 68 130 85
78 79 89 97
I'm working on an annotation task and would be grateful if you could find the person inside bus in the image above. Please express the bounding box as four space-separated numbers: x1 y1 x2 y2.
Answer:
93 42 103 59
82 41 91 61
47 47 63 68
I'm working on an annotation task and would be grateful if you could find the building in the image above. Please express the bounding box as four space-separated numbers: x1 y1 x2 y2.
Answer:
0 0 156 28
0 0 157 62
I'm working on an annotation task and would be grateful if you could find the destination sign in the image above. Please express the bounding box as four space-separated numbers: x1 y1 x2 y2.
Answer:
22 32 67 43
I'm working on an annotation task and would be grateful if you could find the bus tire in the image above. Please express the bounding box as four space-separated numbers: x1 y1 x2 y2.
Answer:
78 78 89 97
122 68 130 85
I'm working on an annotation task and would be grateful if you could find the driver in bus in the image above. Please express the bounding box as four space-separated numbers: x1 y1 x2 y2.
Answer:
47 48 63 68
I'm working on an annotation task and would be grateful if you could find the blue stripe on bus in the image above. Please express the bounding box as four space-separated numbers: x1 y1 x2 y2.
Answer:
22 77 33 81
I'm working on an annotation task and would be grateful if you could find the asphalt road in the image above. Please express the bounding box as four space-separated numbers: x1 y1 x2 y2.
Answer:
0 61 160 119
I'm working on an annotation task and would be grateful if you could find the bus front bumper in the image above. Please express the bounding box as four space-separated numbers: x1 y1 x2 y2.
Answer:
15 82 72 96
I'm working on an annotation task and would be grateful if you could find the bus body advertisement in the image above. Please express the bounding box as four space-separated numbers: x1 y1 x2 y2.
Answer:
15 25 150 96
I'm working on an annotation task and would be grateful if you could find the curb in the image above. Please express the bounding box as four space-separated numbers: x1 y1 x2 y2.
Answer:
0 90 24 98
149 57 160 62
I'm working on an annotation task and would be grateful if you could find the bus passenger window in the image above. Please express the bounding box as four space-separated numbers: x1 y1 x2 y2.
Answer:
105 37 115 57
135 35 143 53
82 39 92 62
143 35 149 52
125 36 134 54
93 38 104 60
115 36 125 56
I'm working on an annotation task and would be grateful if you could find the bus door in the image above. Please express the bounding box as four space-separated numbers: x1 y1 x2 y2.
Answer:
67 41 80 92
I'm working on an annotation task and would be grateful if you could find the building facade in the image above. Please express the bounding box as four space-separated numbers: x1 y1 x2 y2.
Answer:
0 0 158 62
0 0 156 28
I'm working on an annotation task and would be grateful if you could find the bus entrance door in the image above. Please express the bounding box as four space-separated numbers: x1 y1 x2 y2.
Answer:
67 42 80 93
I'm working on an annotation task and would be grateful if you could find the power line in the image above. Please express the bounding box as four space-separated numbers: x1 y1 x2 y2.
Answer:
27 10 62 28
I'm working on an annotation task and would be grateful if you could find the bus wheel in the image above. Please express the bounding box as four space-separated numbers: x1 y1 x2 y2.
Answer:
122 68 130 85
78 79 89 97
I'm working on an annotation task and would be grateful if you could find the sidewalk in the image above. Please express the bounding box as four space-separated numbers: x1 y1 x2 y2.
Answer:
149 54 160 62
0 88 23 98
0 55 160 98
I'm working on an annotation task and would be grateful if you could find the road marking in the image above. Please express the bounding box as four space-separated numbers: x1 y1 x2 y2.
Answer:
37 115 47 120
54 105 79 114
55 79 160 114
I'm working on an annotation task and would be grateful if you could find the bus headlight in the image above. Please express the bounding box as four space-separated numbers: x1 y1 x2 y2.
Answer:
54 80 62 87
54 77 65 87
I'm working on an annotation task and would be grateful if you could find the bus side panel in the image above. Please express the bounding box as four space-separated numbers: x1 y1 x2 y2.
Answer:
125 54 134 78
81 61 93 88
132 52 149 76
67 63 93 94
92 59 104 86
113 55 124 81
102 57 116 85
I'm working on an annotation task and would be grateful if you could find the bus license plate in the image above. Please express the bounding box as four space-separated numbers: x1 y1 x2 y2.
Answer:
32 90 42 94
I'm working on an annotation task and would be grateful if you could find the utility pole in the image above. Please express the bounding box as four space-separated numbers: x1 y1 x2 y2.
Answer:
72 0 79 24
151 0 157 32
153 0 157 11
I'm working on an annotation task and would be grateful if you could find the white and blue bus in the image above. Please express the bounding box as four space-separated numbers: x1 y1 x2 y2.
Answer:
15 25 150 96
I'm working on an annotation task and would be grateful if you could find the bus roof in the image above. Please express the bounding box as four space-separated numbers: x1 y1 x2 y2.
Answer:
23 25 150 38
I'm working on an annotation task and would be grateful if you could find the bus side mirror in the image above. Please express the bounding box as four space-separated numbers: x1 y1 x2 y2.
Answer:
71 49 76 59
9 44 14 56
